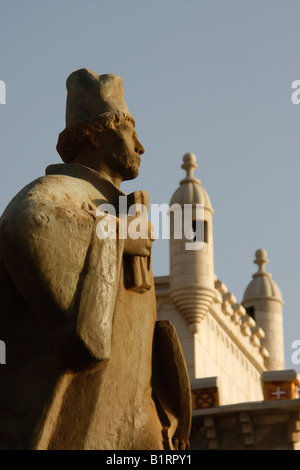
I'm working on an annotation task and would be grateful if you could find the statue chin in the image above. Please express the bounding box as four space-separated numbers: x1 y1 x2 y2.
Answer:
121 165 140 181
123 170 139 181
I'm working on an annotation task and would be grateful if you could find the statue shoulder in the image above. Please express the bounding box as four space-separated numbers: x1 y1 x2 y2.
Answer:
0 173 95 280
0 170 98 226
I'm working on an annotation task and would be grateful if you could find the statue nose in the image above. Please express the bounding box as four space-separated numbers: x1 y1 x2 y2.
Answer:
135 140 145 156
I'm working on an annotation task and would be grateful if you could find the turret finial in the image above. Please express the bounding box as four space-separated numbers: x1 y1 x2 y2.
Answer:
180 153 201 185
253 249 270 278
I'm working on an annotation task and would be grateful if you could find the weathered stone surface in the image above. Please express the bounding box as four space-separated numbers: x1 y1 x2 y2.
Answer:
190 399 300 450
0 69 191 450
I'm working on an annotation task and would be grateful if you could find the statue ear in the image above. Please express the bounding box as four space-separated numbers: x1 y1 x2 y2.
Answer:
88 128 113 150
88 132 102 149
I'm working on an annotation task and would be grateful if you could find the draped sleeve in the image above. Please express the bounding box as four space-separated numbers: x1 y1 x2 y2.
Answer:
0 175 124 368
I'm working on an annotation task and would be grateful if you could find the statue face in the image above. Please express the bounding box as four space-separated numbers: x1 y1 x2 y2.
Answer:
101 120 145 181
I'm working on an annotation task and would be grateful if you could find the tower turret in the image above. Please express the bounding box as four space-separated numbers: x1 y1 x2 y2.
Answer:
169 153 215 334
242 249 285 370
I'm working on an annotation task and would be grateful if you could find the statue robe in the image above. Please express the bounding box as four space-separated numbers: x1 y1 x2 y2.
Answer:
0 163 191 450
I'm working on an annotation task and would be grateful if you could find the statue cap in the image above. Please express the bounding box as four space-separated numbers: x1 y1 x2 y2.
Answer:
65 68 132 127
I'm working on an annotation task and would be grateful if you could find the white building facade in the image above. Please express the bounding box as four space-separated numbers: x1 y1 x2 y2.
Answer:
155 153 285 406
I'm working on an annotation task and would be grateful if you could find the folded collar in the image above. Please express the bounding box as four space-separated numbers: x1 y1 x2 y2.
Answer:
46 163 126 200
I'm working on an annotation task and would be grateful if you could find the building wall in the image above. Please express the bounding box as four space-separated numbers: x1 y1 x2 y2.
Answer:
190 399 300 450
193 311 263 404
245 299 285 371
156 277 265 405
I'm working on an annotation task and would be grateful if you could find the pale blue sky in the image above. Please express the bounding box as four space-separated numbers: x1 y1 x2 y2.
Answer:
0 0 299 372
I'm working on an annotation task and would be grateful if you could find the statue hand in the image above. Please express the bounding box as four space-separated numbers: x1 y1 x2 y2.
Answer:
172 435 190 451
123 218 155 257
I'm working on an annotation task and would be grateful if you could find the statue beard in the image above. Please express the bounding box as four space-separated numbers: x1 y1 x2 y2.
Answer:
110 151 140 181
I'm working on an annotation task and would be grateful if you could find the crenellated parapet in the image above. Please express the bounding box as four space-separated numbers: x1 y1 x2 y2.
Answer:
213 278 269 369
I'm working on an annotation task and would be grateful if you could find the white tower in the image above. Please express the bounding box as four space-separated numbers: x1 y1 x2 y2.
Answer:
168 153 215 334
242 249 285 371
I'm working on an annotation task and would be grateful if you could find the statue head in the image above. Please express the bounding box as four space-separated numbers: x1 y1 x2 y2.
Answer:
56 69 144 180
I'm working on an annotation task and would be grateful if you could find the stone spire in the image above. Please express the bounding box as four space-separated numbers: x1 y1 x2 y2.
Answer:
254 248 269 273
180 153 200 184
243 249 283 304
170 153 214 213
242 249 285 370
169 153 215 334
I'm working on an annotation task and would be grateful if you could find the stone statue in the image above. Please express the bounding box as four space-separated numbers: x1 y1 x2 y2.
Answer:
0 69 191 450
